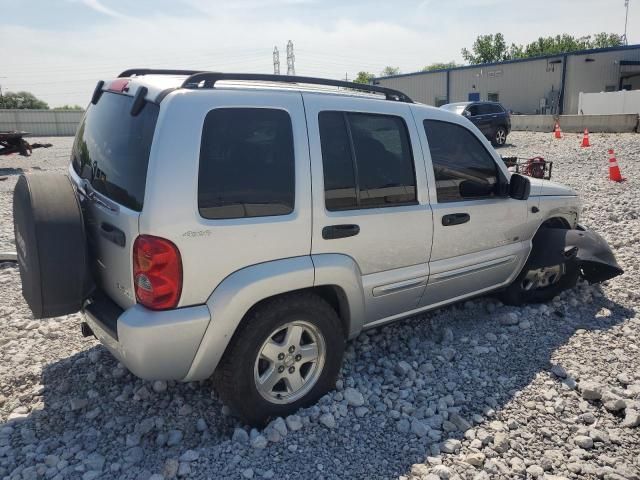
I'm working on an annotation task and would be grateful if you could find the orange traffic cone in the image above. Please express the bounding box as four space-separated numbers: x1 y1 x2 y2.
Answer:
554 122 562 139
581 128 590 147
608 149 625 182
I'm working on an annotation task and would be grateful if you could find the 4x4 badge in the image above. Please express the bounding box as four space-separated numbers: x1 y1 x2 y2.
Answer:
182 230 212 238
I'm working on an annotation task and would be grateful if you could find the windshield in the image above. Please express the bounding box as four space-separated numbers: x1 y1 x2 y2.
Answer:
71 92 159 211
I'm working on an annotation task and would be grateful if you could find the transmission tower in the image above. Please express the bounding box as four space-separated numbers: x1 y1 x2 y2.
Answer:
286 40 295 76
622 0 630 45
273 46 280 75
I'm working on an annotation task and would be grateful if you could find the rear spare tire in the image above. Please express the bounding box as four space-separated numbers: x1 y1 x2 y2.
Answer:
13 173 92 318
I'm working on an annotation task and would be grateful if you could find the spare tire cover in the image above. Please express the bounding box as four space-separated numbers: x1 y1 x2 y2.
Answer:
13 173 93 318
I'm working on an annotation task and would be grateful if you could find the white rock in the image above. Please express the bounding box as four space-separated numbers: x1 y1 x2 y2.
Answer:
250 434 268 449
179 450 199 462
153 380 168 393
343 387 365 407
440 438 461 454
232 428 249 444
411 419 428 437
319 413 336 429
286 415 303 431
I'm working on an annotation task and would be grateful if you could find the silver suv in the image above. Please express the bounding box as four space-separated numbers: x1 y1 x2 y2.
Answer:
12 70 622 425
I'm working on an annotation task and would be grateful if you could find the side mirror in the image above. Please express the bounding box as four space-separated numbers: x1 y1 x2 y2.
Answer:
463 110 471 117
459 180 494 198
509 173 530 200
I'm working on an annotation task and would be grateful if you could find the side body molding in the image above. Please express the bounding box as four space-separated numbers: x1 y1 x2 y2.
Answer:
183 256 315 382
312 254 366 339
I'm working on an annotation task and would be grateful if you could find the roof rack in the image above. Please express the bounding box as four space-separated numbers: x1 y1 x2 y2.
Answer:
118 68 204 78
181 72 413 103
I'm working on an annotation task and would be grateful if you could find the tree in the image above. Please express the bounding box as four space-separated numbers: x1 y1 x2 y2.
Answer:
1 91 49 109
53 105 84 111
462 32 625 65
592 32 624 49
380 66 400 77
353 71 375 84
461 33 509 64
422 61 458 72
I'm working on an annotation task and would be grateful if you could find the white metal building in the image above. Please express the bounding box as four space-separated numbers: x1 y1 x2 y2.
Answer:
374 44 640 115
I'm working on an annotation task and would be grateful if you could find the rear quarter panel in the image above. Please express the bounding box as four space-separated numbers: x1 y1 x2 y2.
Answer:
140 89 312 307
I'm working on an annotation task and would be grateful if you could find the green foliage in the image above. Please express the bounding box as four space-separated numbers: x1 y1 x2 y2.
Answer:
462 32 625 65
353 71 375 84
461 33 510 64
0 91 49 109
592 32 625 49
53 104 84 111
422 61 458 72
380 66 401 77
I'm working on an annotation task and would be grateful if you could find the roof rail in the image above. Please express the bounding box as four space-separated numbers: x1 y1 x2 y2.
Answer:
180 72 413 103
118 68 204 78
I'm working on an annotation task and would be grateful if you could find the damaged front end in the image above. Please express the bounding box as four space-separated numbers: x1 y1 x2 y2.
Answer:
528 225 623 284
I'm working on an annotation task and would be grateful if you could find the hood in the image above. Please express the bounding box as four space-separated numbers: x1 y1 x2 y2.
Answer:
527 177 577 197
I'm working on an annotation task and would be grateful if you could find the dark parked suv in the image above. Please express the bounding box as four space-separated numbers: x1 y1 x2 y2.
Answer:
440 101 511 146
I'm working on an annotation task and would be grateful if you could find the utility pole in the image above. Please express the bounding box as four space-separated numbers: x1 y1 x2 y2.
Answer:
622 0 630 45
273 46 280 75
286 40 295 76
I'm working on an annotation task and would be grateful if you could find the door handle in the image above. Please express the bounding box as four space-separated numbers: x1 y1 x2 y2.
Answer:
99 222 126 247
322 224 360 240
442 213 470 226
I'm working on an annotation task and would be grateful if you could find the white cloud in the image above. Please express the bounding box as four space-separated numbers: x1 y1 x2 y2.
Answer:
76 0 131 20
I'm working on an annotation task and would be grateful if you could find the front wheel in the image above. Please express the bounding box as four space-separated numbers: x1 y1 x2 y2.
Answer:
500 259 579 306
213 292 345 425
492 127 508 146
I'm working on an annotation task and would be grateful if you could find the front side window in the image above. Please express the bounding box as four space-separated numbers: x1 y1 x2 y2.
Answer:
198 108 295 219
423 120 499 203
319 111 417 211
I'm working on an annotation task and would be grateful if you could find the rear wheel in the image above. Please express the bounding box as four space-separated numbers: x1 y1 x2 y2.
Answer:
492 127 508 146
214 292 345 425
501 259 579 306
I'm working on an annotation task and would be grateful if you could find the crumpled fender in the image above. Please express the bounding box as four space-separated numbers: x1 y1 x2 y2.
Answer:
526 224 623 284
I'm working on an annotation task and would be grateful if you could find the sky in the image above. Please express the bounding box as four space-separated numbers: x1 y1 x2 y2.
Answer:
0 0 636 107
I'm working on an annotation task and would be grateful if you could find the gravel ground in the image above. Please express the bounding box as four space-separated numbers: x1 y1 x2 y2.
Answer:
0 132 639 480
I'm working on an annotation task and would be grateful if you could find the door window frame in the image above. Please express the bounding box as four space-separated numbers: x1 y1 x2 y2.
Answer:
318 110 419 212
197 106 297 221
420 118 509 204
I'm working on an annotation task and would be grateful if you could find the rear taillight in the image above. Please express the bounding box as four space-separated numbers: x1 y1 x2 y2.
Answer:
133 235 182 310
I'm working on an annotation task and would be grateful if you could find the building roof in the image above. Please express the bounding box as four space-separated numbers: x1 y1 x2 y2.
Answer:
374 43 640 81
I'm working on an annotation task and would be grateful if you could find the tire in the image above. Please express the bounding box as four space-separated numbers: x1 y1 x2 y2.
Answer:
492 127 508 146
500 258 579 306
214 292 345 425
13 173 93 318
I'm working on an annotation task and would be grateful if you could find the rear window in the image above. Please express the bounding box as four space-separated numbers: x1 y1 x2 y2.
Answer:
72 92 159 211
198 108 295 220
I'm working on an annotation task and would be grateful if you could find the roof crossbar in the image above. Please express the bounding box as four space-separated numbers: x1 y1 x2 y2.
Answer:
180 72 414 103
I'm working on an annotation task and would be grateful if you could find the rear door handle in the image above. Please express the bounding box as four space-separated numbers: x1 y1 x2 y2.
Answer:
322 224 360 240
442 213 470 226
99 222 126 247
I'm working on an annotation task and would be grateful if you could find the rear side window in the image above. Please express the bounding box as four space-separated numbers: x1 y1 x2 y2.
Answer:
476 104 493 115
198 108 295 219
423 120 499 202
318 111 416 211
72 92 159 211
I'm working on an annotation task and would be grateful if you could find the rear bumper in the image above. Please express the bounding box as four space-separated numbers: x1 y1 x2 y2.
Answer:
83 294 211 380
